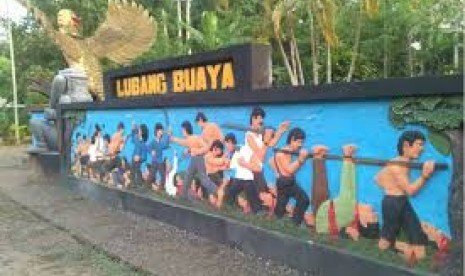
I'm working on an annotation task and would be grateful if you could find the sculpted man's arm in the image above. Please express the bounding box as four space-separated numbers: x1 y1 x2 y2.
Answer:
266 121 290 147
246 133 266 161
170 136 189 148
208 156 228 166
276 150 306 176
391 161 435 195
238 154 262 172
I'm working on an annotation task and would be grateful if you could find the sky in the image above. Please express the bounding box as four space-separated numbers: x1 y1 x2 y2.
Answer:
0 0 27 41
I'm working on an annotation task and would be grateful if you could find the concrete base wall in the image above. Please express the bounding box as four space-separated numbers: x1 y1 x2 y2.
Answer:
66 177 420 276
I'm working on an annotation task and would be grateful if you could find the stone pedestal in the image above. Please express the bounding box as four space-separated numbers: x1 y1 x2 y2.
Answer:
29 67 93 152
27 149 60 183
58 68 93 104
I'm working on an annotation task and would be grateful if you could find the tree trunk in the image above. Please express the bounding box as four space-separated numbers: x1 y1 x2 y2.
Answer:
440 128 463 275
383 39 389 78
309 11 319 85
407 36 414 77
162 9 169 38
383 0 388 78
289 25 304 85
177 0 182 39
287 15 297 79
277 37 298 85
290 40 298 79
294 38 305 85
346 5 363 82
186 0 191 54
453 33 459 70
326 44 332 83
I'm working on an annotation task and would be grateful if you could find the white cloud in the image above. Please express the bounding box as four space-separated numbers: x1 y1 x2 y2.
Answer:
0 0 27 41
0 0 27 22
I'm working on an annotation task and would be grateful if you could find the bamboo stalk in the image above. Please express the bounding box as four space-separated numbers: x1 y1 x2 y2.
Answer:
220 123 274 135
272 148 448 170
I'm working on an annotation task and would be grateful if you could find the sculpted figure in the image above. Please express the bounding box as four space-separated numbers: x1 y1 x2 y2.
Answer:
375 130 435 263
19 0 156 100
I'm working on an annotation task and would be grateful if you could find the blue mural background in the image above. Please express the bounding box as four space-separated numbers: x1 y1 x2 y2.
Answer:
68 100 452 237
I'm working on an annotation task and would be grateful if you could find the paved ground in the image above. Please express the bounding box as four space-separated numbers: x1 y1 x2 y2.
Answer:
0 192 144 276
0 146 307 276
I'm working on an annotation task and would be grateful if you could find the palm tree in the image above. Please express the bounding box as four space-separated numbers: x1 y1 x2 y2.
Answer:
346 0 379 82
311 0 338 83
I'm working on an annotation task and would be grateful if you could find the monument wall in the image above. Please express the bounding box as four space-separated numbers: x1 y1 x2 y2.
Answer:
56 44 463 274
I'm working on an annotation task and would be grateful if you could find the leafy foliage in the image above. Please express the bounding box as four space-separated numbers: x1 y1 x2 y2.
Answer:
428 130 451 155
1 0 461 87
389 96 463 155
390 96 463 131
0 0 461 137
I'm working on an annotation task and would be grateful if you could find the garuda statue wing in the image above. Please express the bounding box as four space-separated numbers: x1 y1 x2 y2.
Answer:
86 0 157 65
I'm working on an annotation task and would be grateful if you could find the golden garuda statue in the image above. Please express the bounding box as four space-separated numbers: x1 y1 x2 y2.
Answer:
19 0 157 100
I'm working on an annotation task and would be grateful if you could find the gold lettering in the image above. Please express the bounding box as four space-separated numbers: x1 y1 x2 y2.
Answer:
148 74 157 94
116 79 123 97
131 77 140 96
207 64 221 90
140 76 148 95
124 78 131 97
172 70 184 93
196 67 207 91
157 74 167 94
221 62 235 89
184 68 196 92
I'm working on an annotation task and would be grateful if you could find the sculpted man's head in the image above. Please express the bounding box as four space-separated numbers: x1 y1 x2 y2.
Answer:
224 133 237 153
195 112 208 128
57 9 80 36
286 127 306 151
155 123 164 138
210 140 224 157
397 130 426 159
250 106 265 128
181 121 193 137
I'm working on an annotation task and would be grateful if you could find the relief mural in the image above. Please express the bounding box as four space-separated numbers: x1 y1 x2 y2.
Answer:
66 99 458 270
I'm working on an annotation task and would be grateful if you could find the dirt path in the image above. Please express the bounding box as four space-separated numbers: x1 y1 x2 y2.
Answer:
0 192 144 276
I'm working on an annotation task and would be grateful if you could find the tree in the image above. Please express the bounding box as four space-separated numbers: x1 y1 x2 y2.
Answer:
0 55 14 136
389 96 463 274
346 0 379 82
269 0 305 85
3 0 462 90
8 16 65 105
0 55 12 102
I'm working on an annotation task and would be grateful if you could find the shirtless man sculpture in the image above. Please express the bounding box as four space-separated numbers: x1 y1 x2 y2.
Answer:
205 140 230 187
375 130 435 263
171 121 218 204
272 127 310 225
195 112 224 145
